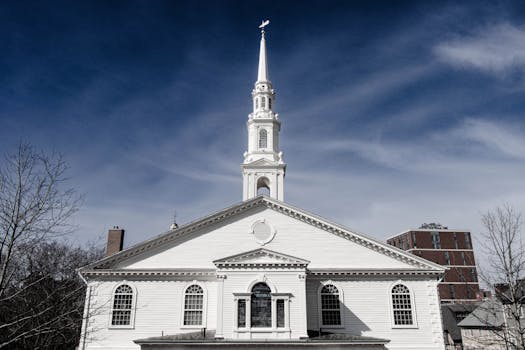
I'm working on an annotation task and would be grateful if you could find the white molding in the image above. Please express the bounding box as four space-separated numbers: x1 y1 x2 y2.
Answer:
82 269 216 278
213 247 310 269
179 281 208 329
250 219 276 245
308 268 442 277
388 280 418 329
107 281 137 330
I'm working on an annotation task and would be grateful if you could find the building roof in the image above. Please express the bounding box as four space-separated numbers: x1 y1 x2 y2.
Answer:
80 195 446 275
457 298 504 329
386 228 471 241
134 330 390 346
441 303 478 342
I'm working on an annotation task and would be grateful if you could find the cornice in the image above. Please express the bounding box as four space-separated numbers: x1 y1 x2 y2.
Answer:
81 269 216 278
308 269 443 277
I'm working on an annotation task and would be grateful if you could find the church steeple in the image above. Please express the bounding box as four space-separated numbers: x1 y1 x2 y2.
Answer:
241 20 286 201
257 25 269 82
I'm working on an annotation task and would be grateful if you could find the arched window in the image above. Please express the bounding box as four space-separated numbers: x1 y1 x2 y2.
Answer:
255 97 259 109
268 97 272 109
111 284 134 326
259 129 267 149
256 176 270 196
391 284 413 325
320 284 341 326
261 96 266 109
184 284 204 326
251 282 271 327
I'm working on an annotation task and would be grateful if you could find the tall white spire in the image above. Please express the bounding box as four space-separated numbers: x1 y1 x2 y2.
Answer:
257 25 269 82
241 20 286 202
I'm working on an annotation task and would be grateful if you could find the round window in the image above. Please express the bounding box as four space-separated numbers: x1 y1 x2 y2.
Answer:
251 220 276 245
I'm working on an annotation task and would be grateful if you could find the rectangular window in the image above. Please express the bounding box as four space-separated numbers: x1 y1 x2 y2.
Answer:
467 287 474 299
453 233 459 249
465 233 472 249
459 270 465 281
237 299 246 328
412 232 417 248
461 252 467 265
471 268 477 282
449 285 455 299
444 251 451 265
276 299 285 328
431 232 441 249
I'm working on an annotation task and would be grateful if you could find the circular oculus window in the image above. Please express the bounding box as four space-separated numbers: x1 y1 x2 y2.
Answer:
251 220 276 245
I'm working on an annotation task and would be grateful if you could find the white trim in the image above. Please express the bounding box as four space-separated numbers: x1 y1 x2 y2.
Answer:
180 280 208 329
388 280 418 329
107 281 137 329
246 275 277 293
250 219 276 245
317 280 345 329
233 279 292 335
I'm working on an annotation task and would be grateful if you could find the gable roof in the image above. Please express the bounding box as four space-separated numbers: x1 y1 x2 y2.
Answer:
457 299 504 328
80 195 446 273
213 248 310 269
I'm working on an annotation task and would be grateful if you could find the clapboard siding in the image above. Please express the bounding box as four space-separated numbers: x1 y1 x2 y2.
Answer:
84 279 216 349
81 206 444 349
120 208 415 270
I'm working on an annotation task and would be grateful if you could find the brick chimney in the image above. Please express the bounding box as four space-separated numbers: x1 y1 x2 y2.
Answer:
106 226 125 256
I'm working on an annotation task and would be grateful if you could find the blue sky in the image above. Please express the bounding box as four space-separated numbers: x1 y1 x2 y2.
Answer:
1 1 525 249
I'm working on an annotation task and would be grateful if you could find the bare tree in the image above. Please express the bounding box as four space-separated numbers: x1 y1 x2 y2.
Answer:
0 143 96 348
476 204 525 350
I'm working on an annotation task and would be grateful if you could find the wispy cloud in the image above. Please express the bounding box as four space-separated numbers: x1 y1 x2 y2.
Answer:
434 23 525 74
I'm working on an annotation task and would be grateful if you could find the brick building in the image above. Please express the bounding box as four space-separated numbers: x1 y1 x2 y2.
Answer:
387 229 480 303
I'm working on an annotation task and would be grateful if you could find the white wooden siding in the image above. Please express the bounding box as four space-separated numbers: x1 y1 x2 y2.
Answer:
119 208 416 270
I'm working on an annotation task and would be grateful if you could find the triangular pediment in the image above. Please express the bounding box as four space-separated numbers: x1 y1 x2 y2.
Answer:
244 158 280 167
213 248 310 268
80 196 445 274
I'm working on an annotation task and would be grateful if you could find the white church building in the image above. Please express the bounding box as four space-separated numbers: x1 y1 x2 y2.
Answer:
79 22 446 350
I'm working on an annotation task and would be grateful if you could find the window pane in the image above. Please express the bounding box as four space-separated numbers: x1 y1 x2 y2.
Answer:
322 310 341 326
111 284 133 326
321 284 341 326
277 299 285 328
392 284 413 325
184 285 204 326
238 300 246 328
184 311 202 325
251 283 271 328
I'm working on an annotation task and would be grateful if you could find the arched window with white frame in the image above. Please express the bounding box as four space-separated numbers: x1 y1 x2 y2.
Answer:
391 284 414 326
184 284 204 326
111 284 134 327
320 284 341 327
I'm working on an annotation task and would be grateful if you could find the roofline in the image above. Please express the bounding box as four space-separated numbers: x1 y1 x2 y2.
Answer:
80 195 446 272
386 228 471 241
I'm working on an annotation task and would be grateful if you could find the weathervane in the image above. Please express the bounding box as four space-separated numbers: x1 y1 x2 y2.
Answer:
259 19 270 36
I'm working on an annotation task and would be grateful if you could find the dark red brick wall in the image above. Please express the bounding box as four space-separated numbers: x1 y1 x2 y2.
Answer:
106 228 125 256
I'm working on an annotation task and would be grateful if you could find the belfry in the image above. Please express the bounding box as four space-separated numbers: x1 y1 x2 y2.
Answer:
241 20 286 201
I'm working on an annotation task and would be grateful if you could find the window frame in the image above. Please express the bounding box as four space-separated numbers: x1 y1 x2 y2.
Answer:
180 281 207 329
258 129 268 149
108 282 137 329
317 281 344 329
233 278 291 333
389 281 418 329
